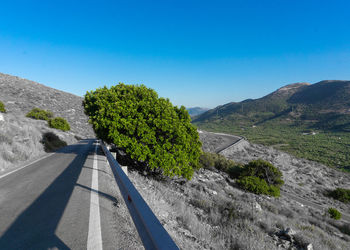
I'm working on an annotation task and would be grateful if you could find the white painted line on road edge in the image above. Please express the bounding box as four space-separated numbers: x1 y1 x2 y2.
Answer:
0 153 54 180
87 142 103 250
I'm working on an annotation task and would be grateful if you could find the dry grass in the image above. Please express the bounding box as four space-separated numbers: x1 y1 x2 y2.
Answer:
129 168 350 250
0 113 77 172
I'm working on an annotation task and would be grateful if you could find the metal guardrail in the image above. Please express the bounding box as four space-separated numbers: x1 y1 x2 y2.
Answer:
100 141 179 250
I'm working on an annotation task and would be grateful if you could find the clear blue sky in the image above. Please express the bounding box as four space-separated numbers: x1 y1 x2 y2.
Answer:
1 0 349 108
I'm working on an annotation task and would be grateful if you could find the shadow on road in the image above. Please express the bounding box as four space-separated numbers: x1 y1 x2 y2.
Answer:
0 139 101 249
76 183 118 206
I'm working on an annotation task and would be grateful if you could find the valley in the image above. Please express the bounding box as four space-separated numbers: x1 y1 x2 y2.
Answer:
193 81 350 172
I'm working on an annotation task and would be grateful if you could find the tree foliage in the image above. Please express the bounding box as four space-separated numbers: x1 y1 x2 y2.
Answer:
83 83 202 180
0 101 6 113
26 108 53 121
48 117 70 131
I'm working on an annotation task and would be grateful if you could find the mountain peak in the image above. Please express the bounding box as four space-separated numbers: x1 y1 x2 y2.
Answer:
276 82 311 93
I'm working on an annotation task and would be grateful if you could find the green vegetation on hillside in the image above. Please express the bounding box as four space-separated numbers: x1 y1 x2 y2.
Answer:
26 108 53 121
237 176 280 197
328 188 350 203
26 108 71 132
194 81 350 172
48 117 71 131
199 153 282 197
0 100 6 113
328 207 342 220
84 83 202 180
196 119 350 172
237 159 282 197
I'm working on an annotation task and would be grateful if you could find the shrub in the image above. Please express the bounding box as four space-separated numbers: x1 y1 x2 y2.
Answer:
0 101 6 113
199 152 216 170
199 152 244 177
48 117 70 131
26 108 53 121
241 159 284 187
83 83 202 180
328 207 342 220
227 164 244 179
237 176 280 197
328 188 350 203
268 185 281 197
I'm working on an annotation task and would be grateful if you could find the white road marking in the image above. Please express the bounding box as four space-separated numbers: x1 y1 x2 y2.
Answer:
87 142 103 250
0 153 54 180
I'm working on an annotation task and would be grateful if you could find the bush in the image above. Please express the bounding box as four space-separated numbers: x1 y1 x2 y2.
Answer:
241 159 284 187
83 83 202 180
227 164 244 179
199 152 244 178
0 101 6 113
328 188 350 203
199 152 216 170
237 176 280 197
328 207 342 220
48 117 70 131
26 108 53 121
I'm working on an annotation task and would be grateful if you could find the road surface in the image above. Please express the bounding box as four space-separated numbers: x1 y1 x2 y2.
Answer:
0 139 142 249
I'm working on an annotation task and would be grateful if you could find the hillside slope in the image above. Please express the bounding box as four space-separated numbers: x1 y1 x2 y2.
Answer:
0 73 94 137
0 73 94 172
193 81 350 170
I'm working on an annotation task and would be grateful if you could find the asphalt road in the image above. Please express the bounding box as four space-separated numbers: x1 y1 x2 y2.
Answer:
0 139 142 249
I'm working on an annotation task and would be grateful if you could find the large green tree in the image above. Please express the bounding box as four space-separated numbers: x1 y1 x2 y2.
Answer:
84 83 202 180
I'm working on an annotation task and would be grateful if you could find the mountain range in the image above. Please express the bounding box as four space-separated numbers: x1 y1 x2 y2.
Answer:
194 80 350 131
193 80 350 170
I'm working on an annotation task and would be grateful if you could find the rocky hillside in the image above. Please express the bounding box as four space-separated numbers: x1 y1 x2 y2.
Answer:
128 130 350 249
0 73 94 137
0 73 94 172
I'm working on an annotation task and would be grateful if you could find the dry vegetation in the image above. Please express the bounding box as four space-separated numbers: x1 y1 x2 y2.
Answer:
127 131 350 250
0 72 94 173
0 112 77 172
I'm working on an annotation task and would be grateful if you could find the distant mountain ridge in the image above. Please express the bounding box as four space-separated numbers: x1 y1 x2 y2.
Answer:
194 80 350 131
193 80 350 170
187 107 209 117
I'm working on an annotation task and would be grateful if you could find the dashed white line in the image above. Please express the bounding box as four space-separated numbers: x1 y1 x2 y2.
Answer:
87 142 103 250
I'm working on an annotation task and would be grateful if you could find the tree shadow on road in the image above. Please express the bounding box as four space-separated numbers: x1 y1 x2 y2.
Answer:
0 139 100 249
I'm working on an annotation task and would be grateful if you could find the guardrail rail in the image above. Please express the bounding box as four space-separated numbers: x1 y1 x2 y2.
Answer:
100 141 179 250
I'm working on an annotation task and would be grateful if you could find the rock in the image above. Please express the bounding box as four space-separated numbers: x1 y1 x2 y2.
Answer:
280 239 291 248
255 202 262 212
277 227 296 241
0 113 4 122
306 243 313 250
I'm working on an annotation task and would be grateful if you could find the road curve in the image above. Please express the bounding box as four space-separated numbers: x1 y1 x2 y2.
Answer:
0 139 142 249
